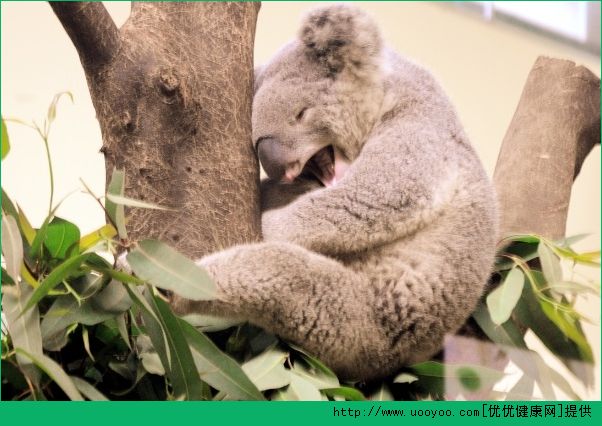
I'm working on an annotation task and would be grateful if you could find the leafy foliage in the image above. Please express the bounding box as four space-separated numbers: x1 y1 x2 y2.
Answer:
1 98 599 400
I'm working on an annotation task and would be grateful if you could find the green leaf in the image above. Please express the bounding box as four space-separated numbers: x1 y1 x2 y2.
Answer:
2 117 10 160
514 281 583 367
394 372 419 384
540 299 593 362
15 347 83 400
486 267 525 325
29 215 51 261
44 217 80 259
46 91 73 126
291 362 339 390
40 274 111 341
17 205 36 246
472 303 528 348
79 223 117 252
115 313 132 350
278 371 322 401
242 347 291 391
23 253 91 313
289 343 338 381
144 289 206 400
322 387 366 401
410 361 504 395
91 280 132 313
70 376 109 401
127 240 216 301
181 313 241 332
2 214 23 282
505 374 535 400
3 283 43 386
179 318 265 400
538 242 562 284
105 193 173 211
136 335 166 376
106 168 127 239
88 265 145 285
1 187 18 219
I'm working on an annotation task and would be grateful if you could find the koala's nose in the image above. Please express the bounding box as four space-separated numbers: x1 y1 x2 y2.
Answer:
257 137 298 182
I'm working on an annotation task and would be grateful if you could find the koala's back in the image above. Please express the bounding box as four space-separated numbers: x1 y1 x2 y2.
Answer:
331 50 498 375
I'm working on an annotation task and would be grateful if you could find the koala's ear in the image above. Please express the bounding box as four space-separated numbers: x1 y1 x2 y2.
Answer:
299 5 382 77
254 65 265 95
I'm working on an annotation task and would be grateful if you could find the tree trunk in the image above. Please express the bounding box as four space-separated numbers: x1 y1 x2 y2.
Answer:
50 1 262 257
494 56 600 239
448 56 600 398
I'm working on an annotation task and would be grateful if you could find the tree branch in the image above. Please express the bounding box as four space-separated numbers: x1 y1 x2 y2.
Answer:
49 1 120 70
493 56 600 240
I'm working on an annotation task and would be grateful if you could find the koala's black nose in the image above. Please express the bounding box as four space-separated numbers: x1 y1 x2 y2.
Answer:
257 137 288 181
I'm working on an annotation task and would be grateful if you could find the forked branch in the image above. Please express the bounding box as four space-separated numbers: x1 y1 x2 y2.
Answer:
49 1 120 70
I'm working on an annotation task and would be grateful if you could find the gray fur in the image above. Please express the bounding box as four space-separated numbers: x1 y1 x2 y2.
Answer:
173 5 498 380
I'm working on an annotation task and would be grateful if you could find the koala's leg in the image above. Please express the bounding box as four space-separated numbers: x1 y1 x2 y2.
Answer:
170 241 382 378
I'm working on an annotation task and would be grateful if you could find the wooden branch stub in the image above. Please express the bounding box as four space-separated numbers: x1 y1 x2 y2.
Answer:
49 2 120 71
493 56 600 240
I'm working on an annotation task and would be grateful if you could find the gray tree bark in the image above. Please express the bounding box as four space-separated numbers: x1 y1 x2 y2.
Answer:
494 56 600 239
448 56 600 399
50 1 262 257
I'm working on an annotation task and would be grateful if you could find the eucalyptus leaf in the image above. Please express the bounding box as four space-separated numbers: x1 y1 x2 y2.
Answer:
127 239 216 300
505 374 535 400
2 214 23 282
179 318 264 400
137 336 166 376
539 299 593 361
291 362 339 390
322 386 366 401
46 91 73 125
1 187 18 219
3 283 43 385
41 275 126 340
70 376 109 401
23 253 91 313
486 267 524 325
279 371 322 401
29 215 51 261
105 193 173 211
79 223 117 252
17 205 36 246
1 117 10 159
514 282 583 369
106 168 127 239
472 303 527 348
242 347 290 391
144 289 206 400
44 217 80 259
15 347 83 401
393 372 419 384
181 313 241 332
538 242 562 284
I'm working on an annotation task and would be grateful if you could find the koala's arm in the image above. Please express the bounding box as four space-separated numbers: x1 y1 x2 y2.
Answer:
171 241 384 378
262 126 454 255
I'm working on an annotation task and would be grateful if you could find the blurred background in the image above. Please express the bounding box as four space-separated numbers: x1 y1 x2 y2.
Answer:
1 1 600 398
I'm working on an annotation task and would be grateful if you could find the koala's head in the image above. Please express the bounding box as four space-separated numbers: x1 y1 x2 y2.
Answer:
253 5 385 187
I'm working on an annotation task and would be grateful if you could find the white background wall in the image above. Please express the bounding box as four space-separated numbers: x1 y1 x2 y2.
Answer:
1 1 600 398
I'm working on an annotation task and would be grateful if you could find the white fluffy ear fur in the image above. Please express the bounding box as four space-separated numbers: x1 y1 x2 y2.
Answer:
299 4 382 77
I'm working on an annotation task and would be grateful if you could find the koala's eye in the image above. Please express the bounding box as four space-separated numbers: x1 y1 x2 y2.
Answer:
295 107 308 122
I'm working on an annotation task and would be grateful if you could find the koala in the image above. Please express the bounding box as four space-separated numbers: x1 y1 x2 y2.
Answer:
174 4 498 381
